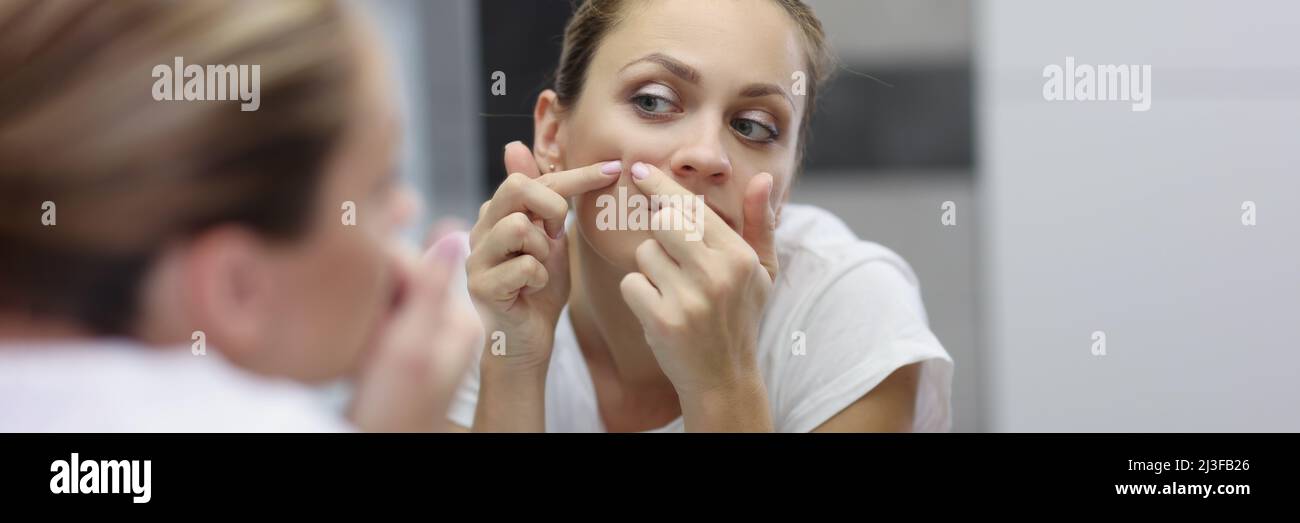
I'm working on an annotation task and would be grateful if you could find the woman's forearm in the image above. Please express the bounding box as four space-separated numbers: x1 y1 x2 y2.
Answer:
679 372 773 433
471 350 549 432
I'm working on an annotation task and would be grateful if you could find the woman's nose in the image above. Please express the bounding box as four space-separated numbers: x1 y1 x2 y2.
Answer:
668 120 732 185
389 186 421 233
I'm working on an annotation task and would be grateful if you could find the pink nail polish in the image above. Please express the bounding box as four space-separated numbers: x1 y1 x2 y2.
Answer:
631 162 649 180
434 232 466 261
601 161 622 175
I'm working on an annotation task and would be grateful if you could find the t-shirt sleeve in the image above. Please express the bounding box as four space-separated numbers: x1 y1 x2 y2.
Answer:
246 397 359 433
446 342 482 430
446 233 484 431
772 259 953 433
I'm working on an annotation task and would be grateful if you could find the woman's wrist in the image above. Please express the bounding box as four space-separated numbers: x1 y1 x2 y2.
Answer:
473 350 550 432
477 323 555 373
479 344 551 375
477 335 552 406
679 371 773 432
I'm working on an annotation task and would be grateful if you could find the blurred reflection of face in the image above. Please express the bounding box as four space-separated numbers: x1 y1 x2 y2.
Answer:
254 33 417 382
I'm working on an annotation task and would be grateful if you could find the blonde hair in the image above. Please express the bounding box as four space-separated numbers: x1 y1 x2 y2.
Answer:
0 0 360 333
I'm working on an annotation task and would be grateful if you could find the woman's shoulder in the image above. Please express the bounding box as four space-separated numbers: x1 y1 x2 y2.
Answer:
763 204 939 364
762 204 952 432
0 340 351 432
772 204 922 303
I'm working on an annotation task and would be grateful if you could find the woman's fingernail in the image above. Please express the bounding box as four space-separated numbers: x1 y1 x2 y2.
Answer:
435 231 467 261
631 162 650 180
601 160 622 175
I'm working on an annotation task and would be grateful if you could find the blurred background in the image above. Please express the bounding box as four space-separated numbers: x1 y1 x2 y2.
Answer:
362 0 1299 432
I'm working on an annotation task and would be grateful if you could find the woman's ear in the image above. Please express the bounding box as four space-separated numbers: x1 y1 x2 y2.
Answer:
180 226 277 364
533 89 564 171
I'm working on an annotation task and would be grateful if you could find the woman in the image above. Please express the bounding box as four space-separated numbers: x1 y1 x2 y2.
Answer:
456 0 953 432
0 0 478 431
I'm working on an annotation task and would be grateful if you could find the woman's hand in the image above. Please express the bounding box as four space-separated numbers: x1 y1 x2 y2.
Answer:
349 232 481 432
465 141 620 431
618 162 779 432
466 142 621 369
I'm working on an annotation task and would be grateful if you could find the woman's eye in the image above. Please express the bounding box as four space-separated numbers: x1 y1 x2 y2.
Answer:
630 94 676 115
730 118 778 143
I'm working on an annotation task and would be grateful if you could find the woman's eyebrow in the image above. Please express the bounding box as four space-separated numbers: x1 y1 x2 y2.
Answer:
740 83 794 111
620 52 700 84
620 53 793 111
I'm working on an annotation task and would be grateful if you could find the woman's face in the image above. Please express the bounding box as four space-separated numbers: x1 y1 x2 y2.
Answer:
250 33 415 383
557 0 806 270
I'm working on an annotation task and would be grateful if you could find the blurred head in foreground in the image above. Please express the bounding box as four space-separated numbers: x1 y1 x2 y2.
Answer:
0 0 416 382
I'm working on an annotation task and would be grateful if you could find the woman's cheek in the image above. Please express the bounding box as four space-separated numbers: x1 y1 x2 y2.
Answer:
575 178 653 273
567 115 670 272
296 218 391 380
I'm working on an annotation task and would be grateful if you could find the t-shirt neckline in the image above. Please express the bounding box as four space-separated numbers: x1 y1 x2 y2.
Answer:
558 306 685 433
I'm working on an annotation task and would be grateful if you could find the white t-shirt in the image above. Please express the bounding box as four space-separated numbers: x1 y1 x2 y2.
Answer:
0 340 353 432
448 204 954 432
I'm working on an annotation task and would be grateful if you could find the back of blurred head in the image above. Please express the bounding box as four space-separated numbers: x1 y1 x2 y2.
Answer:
0 0 411 382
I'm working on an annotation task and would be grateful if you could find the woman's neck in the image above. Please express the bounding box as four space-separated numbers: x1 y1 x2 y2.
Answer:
566 227 680 422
